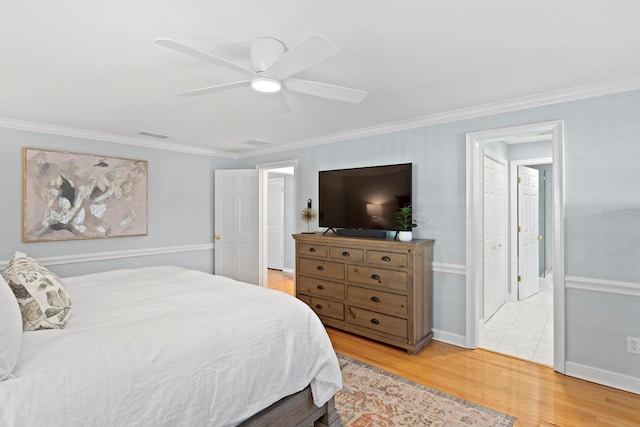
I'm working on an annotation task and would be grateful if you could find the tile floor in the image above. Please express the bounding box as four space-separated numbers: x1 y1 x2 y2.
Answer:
480 280 553 365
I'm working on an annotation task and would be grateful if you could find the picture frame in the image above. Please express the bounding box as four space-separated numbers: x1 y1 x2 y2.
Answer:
22 147 148 242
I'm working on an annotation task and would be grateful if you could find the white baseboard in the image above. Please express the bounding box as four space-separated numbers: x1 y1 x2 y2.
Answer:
432 329 466 348
565 361 640 395
283 267 294 274
0 243 214 270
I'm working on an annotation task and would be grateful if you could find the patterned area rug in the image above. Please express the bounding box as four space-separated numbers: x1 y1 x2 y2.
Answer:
336 354 516 426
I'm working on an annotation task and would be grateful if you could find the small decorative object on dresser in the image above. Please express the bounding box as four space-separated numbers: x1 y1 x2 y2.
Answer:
294 233 434 354
395 205 417 241
301 199 317 234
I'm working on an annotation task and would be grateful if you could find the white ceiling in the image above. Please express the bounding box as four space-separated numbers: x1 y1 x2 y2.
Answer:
2 1 640 158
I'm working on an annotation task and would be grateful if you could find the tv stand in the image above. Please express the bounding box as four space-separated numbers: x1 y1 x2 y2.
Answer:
322 227 337 235
336 228 386 239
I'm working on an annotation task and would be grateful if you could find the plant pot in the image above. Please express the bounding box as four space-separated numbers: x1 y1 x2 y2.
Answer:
398 231 412 242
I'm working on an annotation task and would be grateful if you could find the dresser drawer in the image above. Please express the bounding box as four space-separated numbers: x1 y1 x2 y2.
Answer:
299 295 344 320
329 246 364 262
299 258 345 280
298 243 327 258
347 306 407 339
348 285 407 317
366 250 408 268
347 265 408 291
297 276 345 300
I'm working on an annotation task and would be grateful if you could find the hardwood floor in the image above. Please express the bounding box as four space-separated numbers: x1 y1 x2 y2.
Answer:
267 269 294 295
269 270 640 426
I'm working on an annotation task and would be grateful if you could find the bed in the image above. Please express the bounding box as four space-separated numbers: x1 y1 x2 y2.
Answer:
0 265 343 427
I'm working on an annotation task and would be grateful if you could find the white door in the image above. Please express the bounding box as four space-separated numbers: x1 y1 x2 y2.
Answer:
214 169 259 285
517 166 540 300
483 154 508 320
267 177 284 270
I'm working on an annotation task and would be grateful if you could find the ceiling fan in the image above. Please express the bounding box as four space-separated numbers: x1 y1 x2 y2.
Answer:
154 34 367 104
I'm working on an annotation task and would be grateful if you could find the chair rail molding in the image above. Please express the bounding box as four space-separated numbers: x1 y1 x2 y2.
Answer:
0 243 214 270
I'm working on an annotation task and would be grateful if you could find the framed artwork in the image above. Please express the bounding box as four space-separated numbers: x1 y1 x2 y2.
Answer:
22 147 148 242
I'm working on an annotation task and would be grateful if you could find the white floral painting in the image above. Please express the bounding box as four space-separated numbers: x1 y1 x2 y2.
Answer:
23 148 148 242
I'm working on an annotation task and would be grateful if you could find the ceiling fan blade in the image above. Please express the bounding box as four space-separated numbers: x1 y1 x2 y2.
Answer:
155 38 255 77
265 34 339 80
284 78 367 103
179 80 250 97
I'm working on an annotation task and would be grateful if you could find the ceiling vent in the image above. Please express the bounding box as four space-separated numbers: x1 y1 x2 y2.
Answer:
138 131 169 139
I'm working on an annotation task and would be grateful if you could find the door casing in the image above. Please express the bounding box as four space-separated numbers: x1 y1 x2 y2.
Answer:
466 120 565 373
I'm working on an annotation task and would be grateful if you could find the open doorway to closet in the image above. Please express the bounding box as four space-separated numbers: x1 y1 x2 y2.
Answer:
466 120 565 373
258 160 297 296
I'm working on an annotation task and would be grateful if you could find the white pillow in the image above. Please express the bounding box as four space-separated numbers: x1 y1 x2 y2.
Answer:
3 252 72 330
0 275 22 381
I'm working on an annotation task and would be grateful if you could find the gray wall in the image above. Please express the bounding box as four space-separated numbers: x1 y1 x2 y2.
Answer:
0 127 234 276
2 88 639 386
236 89 640 382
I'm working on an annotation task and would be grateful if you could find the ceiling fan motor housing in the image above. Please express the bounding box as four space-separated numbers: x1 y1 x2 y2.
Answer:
251 37 285 73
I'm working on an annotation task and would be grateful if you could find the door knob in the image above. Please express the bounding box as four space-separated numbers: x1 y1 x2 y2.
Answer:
537 235 543 240
215 235 221 240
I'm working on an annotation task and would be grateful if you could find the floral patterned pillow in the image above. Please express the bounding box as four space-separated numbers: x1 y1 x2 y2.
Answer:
2 252 72 331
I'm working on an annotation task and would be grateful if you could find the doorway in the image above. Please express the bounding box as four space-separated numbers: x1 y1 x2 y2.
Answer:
258 160 297 294
481 153 554 364
466 120 566 373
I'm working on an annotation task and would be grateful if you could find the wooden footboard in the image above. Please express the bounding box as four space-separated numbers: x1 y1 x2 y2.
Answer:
238 386 341 427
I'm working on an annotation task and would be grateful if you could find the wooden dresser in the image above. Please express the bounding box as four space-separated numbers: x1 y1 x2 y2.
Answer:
293 233 434 354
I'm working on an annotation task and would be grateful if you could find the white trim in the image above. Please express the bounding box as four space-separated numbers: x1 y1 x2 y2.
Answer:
565 362 640 395
432 329 466 348
566 276 640 297
237 76 640 158
0 117 235 159
466 120 566 374
0 243 214 270
3 76 639 160
282 267 294 274
432 262 466 276
508 157 552 301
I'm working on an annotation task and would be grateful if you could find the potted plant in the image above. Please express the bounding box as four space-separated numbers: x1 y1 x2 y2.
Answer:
395 205 417 241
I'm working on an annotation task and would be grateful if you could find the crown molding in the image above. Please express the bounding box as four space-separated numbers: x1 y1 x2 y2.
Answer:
0 117 236 159
236 74 640 158
2 75 639 159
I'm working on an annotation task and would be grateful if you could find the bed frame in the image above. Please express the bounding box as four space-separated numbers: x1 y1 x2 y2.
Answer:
239 386 341 427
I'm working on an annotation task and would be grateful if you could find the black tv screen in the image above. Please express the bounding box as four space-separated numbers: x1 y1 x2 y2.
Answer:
318 163 412 231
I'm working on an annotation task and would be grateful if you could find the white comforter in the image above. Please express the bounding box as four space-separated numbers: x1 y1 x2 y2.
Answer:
0 266 342 427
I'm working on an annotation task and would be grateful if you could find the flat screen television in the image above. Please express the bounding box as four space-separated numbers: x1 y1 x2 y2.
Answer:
318 163 412 235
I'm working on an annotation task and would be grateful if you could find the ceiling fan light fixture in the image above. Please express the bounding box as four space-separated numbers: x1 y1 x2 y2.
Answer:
251 77 281 93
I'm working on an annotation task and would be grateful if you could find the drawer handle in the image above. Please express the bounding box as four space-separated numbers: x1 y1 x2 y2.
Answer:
315 304 323 310
370 296 381 303
381 256 391 262
309 247 316 253
317 266 325 272
371 274 381 281
342 251 350 257
317 285 325 291
370 318 380 325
